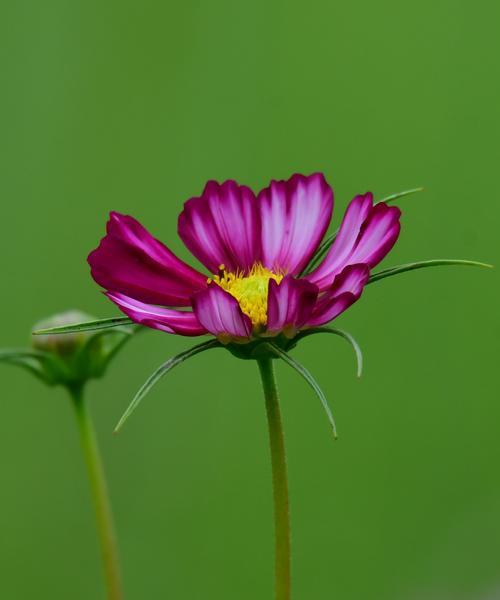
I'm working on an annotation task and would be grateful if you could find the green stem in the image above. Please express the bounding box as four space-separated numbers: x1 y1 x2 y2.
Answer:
70 386 123 600
257 358 291 600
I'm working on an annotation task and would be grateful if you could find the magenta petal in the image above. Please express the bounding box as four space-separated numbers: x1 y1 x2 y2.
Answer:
328 263 370 296
306 264 369 327
178 180 261 274
88 212 207 307
306 292 357 327
191 284 252 340
106 291 207 336
306 195 401 290
347 205 401 266
259 173 333 275
267 276 318 335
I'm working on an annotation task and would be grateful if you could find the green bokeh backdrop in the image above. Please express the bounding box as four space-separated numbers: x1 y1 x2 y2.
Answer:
1 1 499 598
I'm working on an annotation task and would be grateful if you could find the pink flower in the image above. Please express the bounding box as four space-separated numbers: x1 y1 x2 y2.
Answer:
88 173 401 343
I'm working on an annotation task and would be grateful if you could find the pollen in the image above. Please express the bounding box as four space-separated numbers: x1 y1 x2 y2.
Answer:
210 263 283 328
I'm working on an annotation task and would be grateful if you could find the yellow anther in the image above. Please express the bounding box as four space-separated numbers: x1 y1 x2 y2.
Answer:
210 263 283 328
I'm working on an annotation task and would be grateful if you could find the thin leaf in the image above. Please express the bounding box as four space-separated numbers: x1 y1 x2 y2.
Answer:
301 186 424 276
379 186 424 204
0 349 63 384
32 316 134 336
368 259 493 285
0 349 48 361
293 327 363 377
264 342 337 438
114 339 221 433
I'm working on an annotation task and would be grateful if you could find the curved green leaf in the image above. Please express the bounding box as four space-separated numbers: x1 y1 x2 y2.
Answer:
264 342 337 438
0 349 47 362
368 259 492 285
32 316 134 336
293 327 363 377
302 186 424 276
0 348 64 384
379 186 424 204
115 339 221 433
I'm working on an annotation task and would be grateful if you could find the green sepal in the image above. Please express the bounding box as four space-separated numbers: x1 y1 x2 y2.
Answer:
263 342 338 438
368 259 492 285
115 339 221 432
72 323 137 382
32 316 134 336
0 349 69 385
225 334 295 360
291 327 363 377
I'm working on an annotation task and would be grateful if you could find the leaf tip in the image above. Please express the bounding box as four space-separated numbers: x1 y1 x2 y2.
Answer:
113 418 126 434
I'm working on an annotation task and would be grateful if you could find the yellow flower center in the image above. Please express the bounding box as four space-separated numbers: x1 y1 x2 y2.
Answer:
210 263 283 328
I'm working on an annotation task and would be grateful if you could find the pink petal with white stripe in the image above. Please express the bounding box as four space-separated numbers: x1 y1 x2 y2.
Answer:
178 180 261 274
267 276 318 336
106 291 207 336
89 212 207 307
259 173 333 275
306 194 401 290
191 284 253 340
306 264 369 327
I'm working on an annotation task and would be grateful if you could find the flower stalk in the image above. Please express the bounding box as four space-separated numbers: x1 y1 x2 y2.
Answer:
70 385 123 600
258 358 291 600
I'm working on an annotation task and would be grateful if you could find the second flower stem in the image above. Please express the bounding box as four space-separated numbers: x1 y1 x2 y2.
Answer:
258 358 291 600
70 386 123 600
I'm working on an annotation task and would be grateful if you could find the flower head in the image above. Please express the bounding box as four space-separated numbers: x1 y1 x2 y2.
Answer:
88 173 401 344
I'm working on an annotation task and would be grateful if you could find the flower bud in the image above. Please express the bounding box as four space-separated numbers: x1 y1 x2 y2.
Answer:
32 310 96 357
25 310 134 388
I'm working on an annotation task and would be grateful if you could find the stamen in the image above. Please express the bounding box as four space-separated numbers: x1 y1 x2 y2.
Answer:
210 263 283 328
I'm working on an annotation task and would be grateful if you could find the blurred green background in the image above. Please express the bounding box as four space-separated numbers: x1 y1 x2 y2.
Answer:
1 1 499 598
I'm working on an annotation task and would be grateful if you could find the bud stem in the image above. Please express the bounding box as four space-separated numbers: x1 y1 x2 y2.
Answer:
257 358 291 600
70 386 123 600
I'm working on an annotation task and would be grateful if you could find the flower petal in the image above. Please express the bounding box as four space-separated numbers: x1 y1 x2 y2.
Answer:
347 204 401 266
191 284 252 340
266 276 318 335
259 173 333 275
306 194 401 290
306 264 369 327
106 291 207 336
89 212 207 307
306 293 357 327
178 180 261 274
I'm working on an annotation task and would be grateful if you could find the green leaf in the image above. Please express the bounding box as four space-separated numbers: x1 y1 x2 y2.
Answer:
301 186 424 276
0 349 66 384
0 349 46 361
368 259 493 285
264 342 337 438
114 339 221 433
293 327 363 377
378 186 424 204
32 316 134 335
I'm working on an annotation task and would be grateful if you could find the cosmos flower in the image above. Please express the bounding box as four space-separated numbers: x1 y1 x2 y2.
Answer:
87 173 401 343
33 172 488 600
